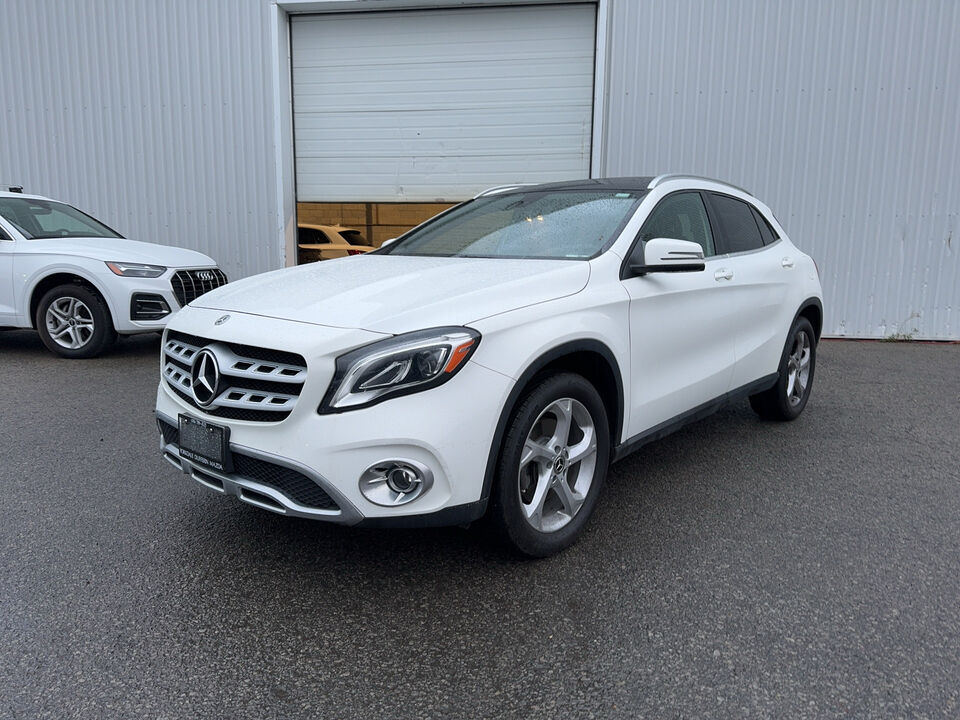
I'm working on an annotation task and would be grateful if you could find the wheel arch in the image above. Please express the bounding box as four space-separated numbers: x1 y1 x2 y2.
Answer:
794 297 823 342
479 339 624 508
28 271 115 329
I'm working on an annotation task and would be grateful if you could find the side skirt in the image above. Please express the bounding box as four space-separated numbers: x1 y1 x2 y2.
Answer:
611 373 778 463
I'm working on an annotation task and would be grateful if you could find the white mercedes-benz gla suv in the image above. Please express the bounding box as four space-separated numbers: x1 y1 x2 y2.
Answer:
0 188 226 358
156 175 822 556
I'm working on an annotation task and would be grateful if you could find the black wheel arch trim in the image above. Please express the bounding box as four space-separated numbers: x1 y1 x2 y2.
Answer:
478 339 625 508
793 297 824 342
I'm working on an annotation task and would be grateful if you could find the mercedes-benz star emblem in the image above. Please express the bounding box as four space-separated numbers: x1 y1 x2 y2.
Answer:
190 349 220 407
215 314 230 326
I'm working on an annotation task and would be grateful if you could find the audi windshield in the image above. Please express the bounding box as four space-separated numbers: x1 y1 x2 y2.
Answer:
0 198 123 240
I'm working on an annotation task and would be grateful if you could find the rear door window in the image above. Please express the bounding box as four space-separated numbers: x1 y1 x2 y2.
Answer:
706 193 765 254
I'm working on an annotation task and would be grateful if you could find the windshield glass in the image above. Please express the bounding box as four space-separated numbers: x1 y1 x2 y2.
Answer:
0 198 123 239
384 190 643 259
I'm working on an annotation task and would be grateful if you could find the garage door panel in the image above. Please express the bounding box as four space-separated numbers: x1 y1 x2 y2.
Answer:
292 4 596 202
296 155 589 201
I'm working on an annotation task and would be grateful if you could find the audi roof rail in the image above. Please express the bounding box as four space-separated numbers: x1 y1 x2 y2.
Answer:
647 174 751 195
4 185 24 193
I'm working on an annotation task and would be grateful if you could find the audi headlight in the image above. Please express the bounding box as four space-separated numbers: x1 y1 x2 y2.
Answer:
106 261 167 278
319 327 481 413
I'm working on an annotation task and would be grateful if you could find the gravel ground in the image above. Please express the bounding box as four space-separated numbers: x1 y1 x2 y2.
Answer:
1 330 958 719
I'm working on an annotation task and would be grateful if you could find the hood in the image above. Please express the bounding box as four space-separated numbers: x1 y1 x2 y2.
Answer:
21 237 215 268
191 254 591 334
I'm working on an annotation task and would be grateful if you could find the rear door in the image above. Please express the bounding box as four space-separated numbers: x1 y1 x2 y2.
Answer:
622 191 738 438
704 192 793 389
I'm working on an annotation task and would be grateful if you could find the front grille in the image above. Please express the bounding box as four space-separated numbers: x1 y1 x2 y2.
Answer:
157 418 337 510
171 268 228 307
163 330 307 423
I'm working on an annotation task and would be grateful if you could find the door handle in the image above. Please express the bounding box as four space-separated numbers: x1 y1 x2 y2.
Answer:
781 257 795 268
714 269 733 281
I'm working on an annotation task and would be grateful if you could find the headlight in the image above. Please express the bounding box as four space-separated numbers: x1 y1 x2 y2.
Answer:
319 327 481 413
105 261 167 278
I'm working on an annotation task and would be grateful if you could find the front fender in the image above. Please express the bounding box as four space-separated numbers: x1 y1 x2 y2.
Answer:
18 257 120 327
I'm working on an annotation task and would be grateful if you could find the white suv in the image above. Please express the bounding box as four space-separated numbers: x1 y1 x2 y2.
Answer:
155 175 822 556
0 188 226 358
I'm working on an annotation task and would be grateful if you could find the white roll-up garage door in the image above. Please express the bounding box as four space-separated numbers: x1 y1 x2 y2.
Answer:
291 4 596 202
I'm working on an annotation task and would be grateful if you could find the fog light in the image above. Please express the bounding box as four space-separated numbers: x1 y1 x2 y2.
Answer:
386 466 419 494
359 460 433 506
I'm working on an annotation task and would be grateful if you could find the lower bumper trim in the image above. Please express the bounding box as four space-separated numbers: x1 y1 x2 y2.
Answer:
355 500 488 529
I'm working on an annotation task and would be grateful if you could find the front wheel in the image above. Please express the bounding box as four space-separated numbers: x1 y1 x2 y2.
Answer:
490 373 610 557
749 316 816 421
35 284 116 359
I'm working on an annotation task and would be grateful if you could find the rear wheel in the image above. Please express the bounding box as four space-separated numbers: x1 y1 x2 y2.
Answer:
35 284 116 359
490 373 610 557
749 316 816 421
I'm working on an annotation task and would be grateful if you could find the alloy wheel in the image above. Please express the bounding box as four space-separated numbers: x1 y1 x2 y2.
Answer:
45 297 96 350
517 397 598 533
785 330 811 406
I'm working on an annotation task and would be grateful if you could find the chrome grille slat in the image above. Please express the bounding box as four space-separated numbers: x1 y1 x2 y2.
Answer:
164 338 201 366
163 362 193 392
214 389 298 411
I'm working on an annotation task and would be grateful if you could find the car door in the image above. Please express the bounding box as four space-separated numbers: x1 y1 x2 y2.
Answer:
703 192 793 390
0 220 17 321
622 191 738 438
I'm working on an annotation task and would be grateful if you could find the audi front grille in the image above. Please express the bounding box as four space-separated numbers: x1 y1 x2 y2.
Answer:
171 268 228 307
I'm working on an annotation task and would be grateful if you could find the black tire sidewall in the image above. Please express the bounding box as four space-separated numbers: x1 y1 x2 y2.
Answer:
492 372 611 557
35 284 114 359
773 317 816 420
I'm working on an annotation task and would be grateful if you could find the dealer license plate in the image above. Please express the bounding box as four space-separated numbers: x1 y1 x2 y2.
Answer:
178 415 232 473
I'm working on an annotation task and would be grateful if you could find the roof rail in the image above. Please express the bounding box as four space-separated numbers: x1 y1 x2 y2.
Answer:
647 174 750 195
474 183 533 198
4 185 24 193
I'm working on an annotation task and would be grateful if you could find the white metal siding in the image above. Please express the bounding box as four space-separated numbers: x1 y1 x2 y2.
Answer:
603 0 960 340
291 4 596 202
0 0 282 281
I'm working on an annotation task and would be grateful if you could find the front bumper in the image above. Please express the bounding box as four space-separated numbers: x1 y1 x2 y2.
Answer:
155 306 514 526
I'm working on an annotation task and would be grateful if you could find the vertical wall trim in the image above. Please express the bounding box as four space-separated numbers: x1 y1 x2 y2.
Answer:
590 0 608 178
270 4 297 268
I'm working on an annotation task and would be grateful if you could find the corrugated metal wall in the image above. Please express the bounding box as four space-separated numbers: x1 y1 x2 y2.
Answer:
603 0 959 340
0 0 281 281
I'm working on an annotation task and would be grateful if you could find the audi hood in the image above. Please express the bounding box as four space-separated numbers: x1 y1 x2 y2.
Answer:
21 237 215 268
189 254 591 334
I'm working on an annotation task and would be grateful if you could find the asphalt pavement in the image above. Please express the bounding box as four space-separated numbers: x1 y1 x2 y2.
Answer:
1 330 958 719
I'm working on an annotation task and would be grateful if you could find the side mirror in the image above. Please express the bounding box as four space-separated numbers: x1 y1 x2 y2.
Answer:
628 238 705 276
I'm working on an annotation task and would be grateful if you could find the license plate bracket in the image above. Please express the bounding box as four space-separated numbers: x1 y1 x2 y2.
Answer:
178 414 232 473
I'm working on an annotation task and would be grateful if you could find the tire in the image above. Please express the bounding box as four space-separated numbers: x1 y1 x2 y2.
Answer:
490 372 610 558
749 316 816 421
35 284 116 359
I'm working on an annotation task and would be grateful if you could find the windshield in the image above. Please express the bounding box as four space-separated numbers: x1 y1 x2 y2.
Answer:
0 198 123 239
383 190 643 259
